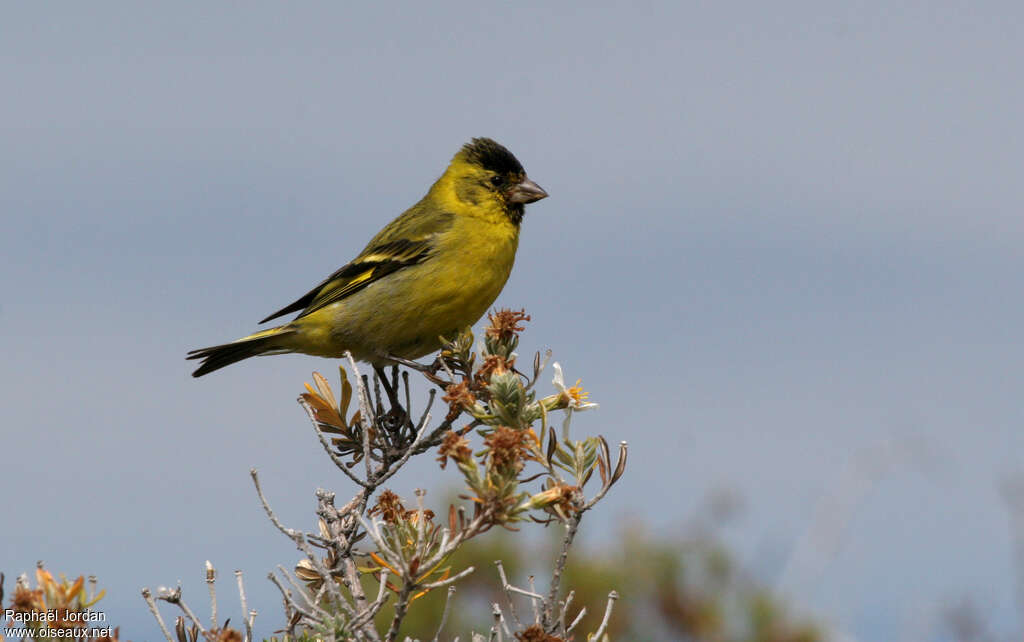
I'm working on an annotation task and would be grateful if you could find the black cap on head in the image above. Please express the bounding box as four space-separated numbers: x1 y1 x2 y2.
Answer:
460 138 524 175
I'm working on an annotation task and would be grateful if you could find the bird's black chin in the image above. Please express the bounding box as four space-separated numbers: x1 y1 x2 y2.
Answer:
506 203 525 225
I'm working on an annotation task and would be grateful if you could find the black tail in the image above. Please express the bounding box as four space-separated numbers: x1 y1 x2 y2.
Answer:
187 330 291 377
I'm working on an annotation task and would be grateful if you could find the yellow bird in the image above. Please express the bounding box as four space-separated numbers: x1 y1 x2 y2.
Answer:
188 138 547 377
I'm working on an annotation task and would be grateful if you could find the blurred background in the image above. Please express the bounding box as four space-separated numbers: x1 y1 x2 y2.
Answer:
2 2 1022 640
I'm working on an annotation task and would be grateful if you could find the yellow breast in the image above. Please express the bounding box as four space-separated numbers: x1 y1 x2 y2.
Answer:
291 211 520 363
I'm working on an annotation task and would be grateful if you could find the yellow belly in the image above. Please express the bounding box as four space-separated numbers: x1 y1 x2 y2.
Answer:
287 215 519 363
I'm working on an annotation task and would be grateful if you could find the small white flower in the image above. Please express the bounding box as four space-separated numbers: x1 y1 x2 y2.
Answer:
551 363 599 412
551 362 598 441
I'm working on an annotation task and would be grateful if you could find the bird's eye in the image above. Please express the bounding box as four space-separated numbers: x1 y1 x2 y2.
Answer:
490 175 506 187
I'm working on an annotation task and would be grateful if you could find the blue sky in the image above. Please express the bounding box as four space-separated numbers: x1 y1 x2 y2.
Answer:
2 2 1023 639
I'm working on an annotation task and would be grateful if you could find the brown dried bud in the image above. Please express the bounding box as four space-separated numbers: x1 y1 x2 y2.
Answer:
476 354 514 384
216 628 243 642
369 489 406 523
515 625 563 641
484 426 529 473
486 308 531 342
442 379 476 420
11 584 38 612
437 430 473 469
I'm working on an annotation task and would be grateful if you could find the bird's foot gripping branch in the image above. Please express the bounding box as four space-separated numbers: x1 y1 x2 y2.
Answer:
145 309 627 642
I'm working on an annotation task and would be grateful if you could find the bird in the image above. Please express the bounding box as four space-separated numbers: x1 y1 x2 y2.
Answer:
187 137 547 378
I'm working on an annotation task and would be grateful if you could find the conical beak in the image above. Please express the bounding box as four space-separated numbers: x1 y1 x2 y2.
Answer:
507 177 548 204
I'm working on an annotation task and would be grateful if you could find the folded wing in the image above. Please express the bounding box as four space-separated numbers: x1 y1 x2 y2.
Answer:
258 237 435 324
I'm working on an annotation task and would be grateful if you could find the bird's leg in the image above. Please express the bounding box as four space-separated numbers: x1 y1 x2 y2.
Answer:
382 353 434 373
374 366 402 412
379 353 454 393
375 365 418 449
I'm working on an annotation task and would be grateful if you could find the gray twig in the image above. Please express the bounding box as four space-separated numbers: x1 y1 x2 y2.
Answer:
494 560 522 629
541 514 581 629
590 590 619 640
559 590 575 633
345 352 377 480
432 586 457 642
490 603 504 642
251 469 354 622
300 397 370 487
528 576 541 625
267 572 318 625
141 587 175 642
374 416 431 486
567 605 587 635
205 561 217 630
234 569 255 642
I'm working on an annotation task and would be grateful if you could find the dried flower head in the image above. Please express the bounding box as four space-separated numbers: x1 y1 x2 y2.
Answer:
11 583 38 612
215 628 243 642
486 308 531 342
437 430 473 469
515 625 564 641
367 489 434 524
369 489 406 523
442 379 476 420
484 426 529 473
476 353 513 384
